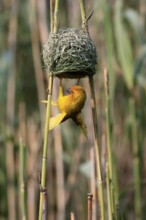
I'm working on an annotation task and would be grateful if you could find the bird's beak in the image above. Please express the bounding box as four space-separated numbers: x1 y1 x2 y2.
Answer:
65 88 72 95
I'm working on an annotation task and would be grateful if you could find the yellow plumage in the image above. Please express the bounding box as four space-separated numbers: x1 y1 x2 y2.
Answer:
45 82 87 138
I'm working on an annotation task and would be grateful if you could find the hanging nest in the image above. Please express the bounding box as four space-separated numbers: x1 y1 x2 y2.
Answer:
42 28 97 78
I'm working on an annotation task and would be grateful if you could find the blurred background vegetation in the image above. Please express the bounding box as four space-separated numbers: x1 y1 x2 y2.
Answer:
0 0 146 219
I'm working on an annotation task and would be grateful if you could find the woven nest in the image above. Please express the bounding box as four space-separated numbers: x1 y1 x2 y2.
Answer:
42 28 97 78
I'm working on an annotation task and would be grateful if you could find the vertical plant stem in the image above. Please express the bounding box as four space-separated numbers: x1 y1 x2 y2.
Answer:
87 193 93 220
129 98 142 220
53 82 65 220
19 138 26 220
6 0 18 219
38 74 53 220
90 148 97 220
89 76 105 220
104 69 113 180
53 2 65 219
79 0 86 20
79 1 105 217
79 0 89 33
50 0 54 33
27 119 39 220
37 1 56 220
104 69 114 216
101 0 119 213
37 0 48 44
18 102 27 218
29 0 46 134
54 0 59 33
79 0 86 24
39 0 59 219
104 68 119 219
70 212 75 220
101 0 115 99
106 162 112 220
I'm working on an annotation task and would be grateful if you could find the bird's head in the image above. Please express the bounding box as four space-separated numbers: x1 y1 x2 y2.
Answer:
65 85 86 104
65 85 85 94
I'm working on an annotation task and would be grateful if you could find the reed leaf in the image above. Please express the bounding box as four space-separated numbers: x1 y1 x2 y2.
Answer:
114 0 134 89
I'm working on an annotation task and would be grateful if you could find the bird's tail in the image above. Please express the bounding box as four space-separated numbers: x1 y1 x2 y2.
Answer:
49 112 67 130
73 113 88 138
81 123 88 139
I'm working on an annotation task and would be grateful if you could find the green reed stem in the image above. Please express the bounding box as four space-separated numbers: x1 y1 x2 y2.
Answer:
106 162 112 220
104 69 113 180
79 0 90 34
54 0 59 33
38 74 53 220
101 0 120 215
89 76 105 220
19 138 26 220
101 0 115 100
39 0 60 219
104 69 113 214
79 0 86 24
104 69 119 220
50 0 53 33
79 1 105 219
129 98 142 220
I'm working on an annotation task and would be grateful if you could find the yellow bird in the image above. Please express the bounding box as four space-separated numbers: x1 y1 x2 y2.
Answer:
46 80 87 138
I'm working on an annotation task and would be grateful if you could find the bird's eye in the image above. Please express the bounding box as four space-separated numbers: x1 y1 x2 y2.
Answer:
65 88 73 95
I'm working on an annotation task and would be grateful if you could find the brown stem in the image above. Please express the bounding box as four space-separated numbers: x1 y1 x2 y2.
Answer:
87 193 93 220
29 0 46 135
89 76 105 220
6 0 18 219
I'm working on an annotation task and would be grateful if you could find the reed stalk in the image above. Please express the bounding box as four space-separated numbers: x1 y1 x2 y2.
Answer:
101 0 115 99
19 138 26 220
101 2 120 214
79 0 86 29
38 74 53 220
90 148 97 220
104 69 113 181
38 0 59 219
79 1 105 219
104 69 114 216
54 0 59 33
70 212 75 220
106 162 112 220
104 68 121 220
89 76 105 220
6 0 18 218
53 81 65 220
29 0 46 134
129 98 142 220
87 193 93 220
52 2 65 220
50 0 54 34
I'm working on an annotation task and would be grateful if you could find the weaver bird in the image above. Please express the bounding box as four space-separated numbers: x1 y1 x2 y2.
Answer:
44 80 87 138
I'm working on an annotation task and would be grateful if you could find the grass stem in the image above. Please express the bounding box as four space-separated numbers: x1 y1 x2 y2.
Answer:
70 212 75 220
87 193 93 220
50 0 53 33
38 75 53 220
129 98 142 220
19 138 26 220
79 4 105 219
104 68 120 219
38 0 59 218
106 163 112 220
79 0 89 33
89 76 105 220
54 0 59 33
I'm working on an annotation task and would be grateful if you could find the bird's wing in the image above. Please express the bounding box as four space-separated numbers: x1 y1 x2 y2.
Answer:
49 112 67 130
